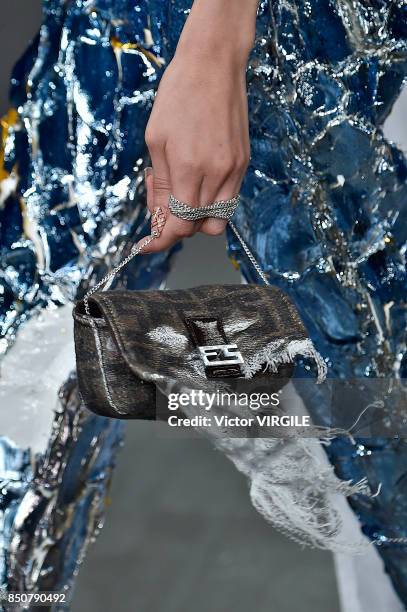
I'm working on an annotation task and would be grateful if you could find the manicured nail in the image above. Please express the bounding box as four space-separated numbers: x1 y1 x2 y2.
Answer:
144 166 153 181
151 206 167 237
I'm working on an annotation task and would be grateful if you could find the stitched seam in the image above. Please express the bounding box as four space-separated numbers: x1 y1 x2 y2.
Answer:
90 318 121 413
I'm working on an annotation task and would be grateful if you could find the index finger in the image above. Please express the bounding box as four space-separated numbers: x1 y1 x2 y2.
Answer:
136 210 198 254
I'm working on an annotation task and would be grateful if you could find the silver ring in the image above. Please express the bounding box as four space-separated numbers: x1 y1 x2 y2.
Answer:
168 194 240 221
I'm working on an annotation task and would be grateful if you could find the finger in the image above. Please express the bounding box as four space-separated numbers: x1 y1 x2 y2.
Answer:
144 167 155 213
169 150 204 208
198 174 229 237
142 167 204 253
148 142 172 211
199 165 230 207
153 151 205 249
200 218 228 236
148 151 204 234
146 149 193 245
144 164 201 252
136 213 196 254
200 173 242 237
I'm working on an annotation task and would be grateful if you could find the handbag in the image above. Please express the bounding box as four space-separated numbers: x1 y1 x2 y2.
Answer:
73 219 326 420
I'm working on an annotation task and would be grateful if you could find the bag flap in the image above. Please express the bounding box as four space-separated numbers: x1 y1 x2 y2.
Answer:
74 284 326 391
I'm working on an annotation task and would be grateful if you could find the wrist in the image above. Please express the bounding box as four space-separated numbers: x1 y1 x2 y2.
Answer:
175 0 257 69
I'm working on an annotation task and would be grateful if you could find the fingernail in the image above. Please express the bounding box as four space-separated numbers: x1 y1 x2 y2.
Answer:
144 166 153 181
151 206 167 237
134 235 152 253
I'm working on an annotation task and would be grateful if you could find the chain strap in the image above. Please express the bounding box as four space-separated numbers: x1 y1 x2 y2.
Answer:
375 536 407 545
81 213 407 544
83 217 269 314
228 220 270 286
84 232 158 315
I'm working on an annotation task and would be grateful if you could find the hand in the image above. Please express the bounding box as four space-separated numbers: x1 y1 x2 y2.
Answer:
139 0 258 253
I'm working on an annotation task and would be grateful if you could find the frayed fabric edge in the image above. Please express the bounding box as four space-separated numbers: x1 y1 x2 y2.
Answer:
242 337 328 383
157 339 379 554
219 435 373 554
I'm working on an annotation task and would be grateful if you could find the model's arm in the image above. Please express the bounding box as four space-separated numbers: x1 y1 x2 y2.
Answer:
141 0 259 252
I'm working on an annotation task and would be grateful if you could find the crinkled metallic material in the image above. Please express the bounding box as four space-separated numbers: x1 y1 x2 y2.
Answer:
229 0 407 604
1 1 181 606
5 375 124 606
0 0 407 608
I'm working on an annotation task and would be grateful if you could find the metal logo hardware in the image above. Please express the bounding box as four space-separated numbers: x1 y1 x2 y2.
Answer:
198 344 244 379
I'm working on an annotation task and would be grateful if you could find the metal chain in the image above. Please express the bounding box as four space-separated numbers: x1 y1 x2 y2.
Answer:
83 218 269 313
228 220 270 285
83 232 158 315
83 212 407 548
375 536 407 545
169 194 240 221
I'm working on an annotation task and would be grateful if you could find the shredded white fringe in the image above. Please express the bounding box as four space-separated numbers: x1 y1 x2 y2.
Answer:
208 434 371 554
242 337 328 383
157 337 374 553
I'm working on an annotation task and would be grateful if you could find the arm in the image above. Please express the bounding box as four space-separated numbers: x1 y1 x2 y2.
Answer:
141 0 259 252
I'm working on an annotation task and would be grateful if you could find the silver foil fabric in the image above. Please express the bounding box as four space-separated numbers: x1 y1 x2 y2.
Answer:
0 0 407 608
